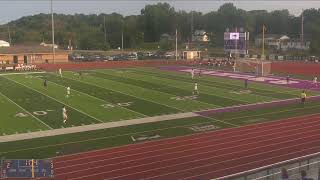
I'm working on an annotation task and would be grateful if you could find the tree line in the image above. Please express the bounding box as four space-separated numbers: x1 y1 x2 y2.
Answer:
0 3 320 54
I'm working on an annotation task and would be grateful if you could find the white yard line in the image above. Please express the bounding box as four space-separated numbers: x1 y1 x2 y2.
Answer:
61 73 185 112
3 76 104 123
36 76 148 118
0 92 53 130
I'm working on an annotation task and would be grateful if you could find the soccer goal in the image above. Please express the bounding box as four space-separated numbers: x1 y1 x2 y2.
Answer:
235 59 271 76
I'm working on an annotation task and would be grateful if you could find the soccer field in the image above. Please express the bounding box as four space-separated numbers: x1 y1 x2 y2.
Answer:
0 66 320 158
0 68 308 135
0 67 311 135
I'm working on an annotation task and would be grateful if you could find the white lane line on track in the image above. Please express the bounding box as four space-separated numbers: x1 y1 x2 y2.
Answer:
54 112 320 165
65 134 320 180
55 117 320 177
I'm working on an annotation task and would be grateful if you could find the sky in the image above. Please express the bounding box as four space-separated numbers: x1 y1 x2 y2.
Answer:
0 0 319 24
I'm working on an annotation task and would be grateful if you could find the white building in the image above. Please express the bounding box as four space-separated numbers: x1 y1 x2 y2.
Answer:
0 40 10 47
192 30 209 42
40 42 58 49
255 34 310 51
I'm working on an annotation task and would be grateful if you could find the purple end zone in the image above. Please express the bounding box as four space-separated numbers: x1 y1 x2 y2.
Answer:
159 66 320 91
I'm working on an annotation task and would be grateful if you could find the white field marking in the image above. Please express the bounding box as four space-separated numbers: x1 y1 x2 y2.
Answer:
76 70 295 114
60 73 185 112
130 136 320 180
0 71 46 76
223 102 320 122
54 112 320 166
196 95 320 115
131 71 286 100
92 70 221 108
55 117 320 174
155 68 307 96
130 136 136 142
4 76 104 124
39 77 148 118
245 118 267 123
0 92 53 130
66 131 320 180
98 69 251 105
54 111 320 164
213 151 320 180
199 115 239 127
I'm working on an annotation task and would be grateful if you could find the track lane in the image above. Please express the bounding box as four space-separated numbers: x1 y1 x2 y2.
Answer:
51 114 320 180
54 113 320 165
54 117 320 175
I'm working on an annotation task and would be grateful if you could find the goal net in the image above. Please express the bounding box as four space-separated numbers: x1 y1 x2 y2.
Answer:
235 60 271 76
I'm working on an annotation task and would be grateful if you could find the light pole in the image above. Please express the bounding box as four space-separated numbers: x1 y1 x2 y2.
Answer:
175 28 178 61
51 0 55 64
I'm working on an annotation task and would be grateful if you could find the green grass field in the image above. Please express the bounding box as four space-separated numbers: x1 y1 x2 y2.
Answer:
0 67 319 158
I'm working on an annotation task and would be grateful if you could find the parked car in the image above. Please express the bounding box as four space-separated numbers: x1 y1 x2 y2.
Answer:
127 53 138 60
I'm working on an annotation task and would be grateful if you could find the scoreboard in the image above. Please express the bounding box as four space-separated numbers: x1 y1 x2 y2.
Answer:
224 32 249 55
1 159 54 179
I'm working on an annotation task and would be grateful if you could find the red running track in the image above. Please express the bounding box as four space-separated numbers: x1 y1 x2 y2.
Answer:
20 113 320 180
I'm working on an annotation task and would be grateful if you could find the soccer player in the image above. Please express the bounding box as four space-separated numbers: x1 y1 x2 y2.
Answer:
62 106 68 123
244 79 248 89
59 68 62 78
313 76 318 87
286 75 290 84
79 71 83 79
301 90 307 105
43 79 48 88
193 82 199 95
232 62 236 72
191 68 195 79
66 86 70 98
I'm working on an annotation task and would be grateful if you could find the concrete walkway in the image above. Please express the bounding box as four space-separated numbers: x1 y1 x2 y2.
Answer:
0 112 197 143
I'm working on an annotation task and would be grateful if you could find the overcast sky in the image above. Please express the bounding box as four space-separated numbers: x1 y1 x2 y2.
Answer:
0 1 319 24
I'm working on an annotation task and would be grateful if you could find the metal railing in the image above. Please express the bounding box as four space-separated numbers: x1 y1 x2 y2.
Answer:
213 151 320 180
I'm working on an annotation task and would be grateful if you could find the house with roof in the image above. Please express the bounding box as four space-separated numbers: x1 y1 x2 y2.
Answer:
0 44 68 64
192 30 209 42
0 40 10 47
255 34 310 51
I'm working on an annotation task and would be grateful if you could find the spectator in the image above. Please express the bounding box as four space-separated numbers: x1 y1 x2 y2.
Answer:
281 167 289 180
301 170 314 180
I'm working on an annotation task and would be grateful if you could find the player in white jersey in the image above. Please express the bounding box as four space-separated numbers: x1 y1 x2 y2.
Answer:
313 76 318 87
66 86 70 98
193 82 199 95
191 68 195 79
59 68 62 77
62 106 68 123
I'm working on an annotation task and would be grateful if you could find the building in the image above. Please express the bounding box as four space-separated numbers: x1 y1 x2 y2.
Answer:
255 34 310 51
0 40 10 47
192 30 209 42
0 45 69 64
40 42 58 49
182 50 201 60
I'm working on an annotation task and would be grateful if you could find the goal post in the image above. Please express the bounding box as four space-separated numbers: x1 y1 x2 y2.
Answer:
235 59 271 76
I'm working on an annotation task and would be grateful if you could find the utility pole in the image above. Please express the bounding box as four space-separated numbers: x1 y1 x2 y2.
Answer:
121 31 124 53
7 24 11 45
51 0 55 64
262 24 266 58
104 16 107 48
301 10 304 48
175 28 178 61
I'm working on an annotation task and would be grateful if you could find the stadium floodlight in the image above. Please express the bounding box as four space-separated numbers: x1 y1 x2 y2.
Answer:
51 0 55 64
